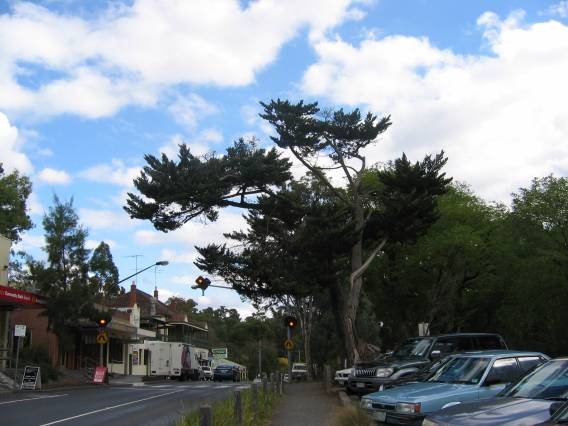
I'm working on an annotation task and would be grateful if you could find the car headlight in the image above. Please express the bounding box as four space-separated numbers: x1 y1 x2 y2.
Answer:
396 402 421 414
375 368 394 377
361 398 373 409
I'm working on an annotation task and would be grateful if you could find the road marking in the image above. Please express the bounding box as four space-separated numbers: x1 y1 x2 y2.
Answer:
39 389 183 426
0 394 68 405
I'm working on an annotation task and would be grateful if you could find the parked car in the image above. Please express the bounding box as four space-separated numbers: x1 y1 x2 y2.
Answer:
291 362 308 380
423 357 568 426
201 365 213 381
348 333 508 396
539 398 568 425
335 368 352 386
361 350 548 425
213 364 240 382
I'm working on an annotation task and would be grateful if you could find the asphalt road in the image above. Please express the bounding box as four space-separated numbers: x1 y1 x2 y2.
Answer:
0 380 249 426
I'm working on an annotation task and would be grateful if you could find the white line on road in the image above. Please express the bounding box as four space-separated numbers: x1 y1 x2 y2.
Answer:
39 389 184 426
0 394 68 405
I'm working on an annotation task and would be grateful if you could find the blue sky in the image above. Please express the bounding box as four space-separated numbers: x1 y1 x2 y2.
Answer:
2 0 568 317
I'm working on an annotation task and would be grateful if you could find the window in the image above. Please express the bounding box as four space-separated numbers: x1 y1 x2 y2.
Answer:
485 358 519 384
518 356 546 373
109 341 123 363
477 335 506 350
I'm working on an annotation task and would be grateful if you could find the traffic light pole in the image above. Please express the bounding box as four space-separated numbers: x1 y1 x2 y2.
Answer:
287 326 292 379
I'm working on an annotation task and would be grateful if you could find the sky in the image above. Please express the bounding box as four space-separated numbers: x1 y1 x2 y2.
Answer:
2 0 568 318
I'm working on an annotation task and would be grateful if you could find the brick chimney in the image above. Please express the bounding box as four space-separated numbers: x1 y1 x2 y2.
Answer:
130 282 137 306
154 286 158 299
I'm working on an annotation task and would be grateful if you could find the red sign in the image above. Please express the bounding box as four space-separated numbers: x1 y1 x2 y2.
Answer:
0 285 46 306
93 366 107 384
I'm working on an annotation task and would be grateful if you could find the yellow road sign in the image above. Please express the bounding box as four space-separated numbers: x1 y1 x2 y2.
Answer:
97 331 108 345
284 339 294 350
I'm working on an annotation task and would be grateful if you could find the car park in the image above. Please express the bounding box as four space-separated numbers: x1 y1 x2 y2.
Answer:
213 364 240 382
422 357 568 426
361 350 548 425
348 333 508 396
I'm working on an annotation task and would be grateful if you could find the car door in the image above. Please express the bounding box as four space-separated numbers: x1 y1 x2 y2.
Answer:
478 357 519 399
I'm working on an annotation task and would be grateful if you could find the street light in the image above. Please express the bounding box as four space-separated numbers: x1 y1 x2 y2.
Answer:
117 260 169 284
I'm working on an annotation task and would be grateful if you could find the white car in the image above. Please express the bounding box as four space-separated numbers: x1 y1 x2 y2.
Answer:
334 368 352 386
201 366 213 380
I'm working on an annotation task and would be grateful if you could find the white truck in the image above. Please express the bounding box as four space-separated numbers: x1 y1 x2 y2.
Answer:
291 362 308 380
144 341 209 381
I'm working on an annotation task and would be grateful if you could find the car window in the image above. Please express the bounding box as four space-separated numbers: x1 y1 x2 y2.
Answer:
429 356 491 384
518 356 546 373
392 338 434 358
504 360 568 400
484 358 519 385
455 336 475 351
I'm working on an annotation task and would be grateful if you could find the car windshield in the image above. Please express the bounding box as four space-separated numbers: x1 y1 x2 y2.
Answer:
392 338 433 358
428 356 490 384
504 360 568 400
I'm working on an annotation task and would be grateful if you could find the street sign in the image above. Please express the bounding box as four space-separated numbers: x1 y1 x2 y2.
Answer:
14 324 26 337
20 366 41 390
93 366 107 384
97 331 108 345
284 339 294 350
211 347 228 359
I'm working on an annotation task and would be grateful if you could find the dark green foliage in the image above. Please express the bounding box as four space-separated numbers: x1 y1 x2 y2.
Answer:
20 346 59 382
125 139 292 231
0 164 33 243
89 241 120 296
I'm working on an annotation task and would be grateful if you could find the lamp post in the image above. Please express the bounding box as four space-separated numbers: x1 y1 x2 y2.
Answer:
118 260 169 285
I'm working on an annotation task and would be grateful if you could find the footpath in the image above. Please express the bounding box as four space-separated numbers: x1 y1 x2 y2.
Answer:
268 381 348 426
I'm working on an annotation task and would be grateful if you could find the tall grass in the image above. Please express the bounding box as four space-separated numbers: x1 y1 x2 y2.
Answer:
332 405 374 426
177 385 279 426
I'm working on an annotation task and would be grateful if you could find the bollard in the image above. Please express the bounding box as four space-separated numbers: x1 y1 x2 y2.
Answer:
200 404 212 426
234 390 243 426
324 365 332 393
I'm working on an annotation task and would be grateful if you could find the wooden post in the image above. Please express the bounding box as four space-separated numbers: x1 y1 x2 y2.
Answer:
200 404 212 426
262 377 268 401
279 372 283 395
234 390 243 426
324 365 331 393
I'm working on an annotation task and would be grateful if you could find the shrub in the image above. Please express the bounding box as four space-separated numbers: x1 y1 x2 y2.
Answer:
19 346 59 382
333 405 374 426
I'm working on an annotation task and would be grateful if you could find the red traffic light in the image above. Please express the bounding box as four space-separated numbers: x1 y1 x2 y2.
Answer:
195 276 205 286
284 316 298 329
98 318 108 327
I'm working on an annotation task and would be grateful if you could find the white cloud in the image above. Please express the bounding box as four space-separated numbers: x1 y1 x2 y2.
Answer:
301 12 568 203
79 159 140 187
546 1 568 18
0 112 33 174
160 250 198 266
79 208 137 230
0 0 364 119
14 233 45 252
37 167 71 185
168 93 218 131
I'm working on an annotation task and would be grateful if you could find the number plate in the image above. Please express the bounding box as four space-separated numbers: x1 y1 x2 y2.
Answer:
357 382 365 388
372 411 387 422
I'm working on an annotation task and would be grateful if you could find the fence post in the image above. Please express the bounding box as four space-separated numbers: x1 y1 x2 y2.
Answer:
234 390 243 426
324 365 332 393
262 377 268 401
200 404 212 426
279 372 283 395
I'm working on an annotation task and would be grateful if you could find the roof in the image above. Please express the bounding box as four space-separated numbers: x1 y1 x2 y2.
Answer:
452 350 547 358
106 287 172 318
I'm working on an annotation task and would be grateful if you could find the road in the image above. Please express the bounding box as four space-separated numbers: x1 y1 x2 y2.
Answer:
0 380 249 426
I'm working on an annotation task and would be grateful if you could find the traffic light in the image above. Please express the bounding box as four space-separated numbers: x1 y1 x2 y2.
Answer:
284 315 298 329
93 312 111 328
192 275 211 295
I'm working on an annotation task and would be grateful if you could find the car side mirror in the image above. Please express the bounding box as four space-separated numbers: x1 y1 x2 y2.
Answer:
430 350 441 360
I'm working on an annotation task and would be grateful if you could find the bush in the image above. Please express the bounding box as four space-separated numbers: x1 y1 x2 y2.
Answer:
177 385 278 426
19 346 59 383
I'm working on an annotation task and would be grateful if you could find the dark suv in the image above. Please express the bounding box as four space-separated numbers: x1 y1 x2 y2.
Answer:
347 333 507 396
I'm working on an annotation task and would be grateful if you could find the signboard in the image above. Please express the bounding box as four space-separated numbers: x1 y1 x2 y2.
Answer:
0 234 10 286
20 366 41 390
93 366 107 384
14 324 26 337
0 285 46 306
284 339 294 350
97 331 108 345
211 347 228 359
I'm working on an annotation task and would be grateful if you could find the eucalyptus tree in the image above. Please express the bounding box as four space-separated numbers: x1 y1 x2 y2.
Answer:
89 241 120 297
125 100 451 363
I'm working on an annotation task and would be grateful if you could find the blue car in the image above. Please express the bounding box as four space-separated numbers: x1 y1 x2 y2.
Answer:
360 350 549 425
